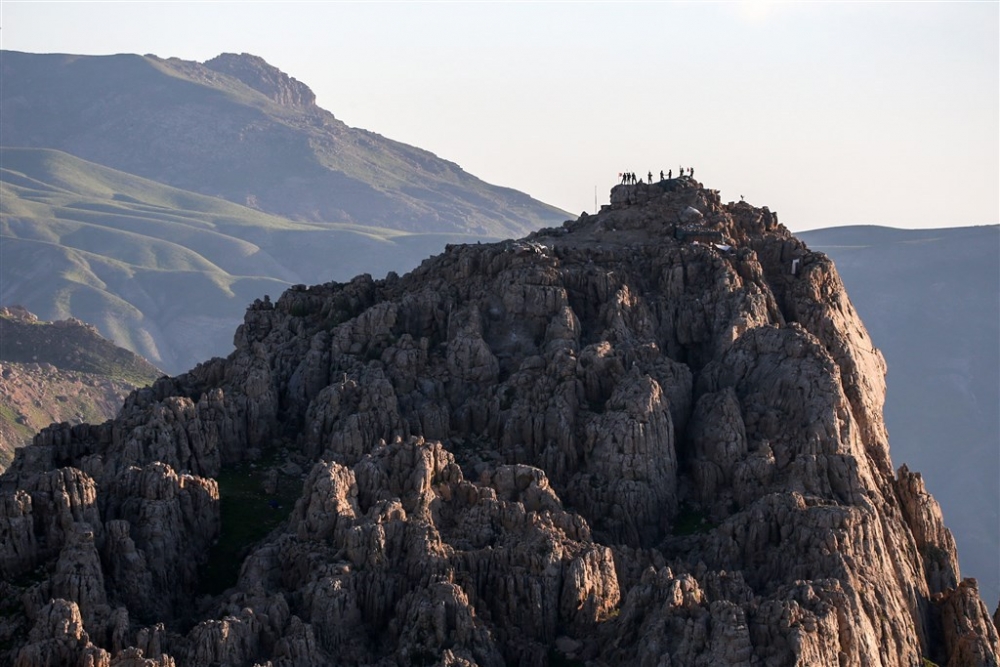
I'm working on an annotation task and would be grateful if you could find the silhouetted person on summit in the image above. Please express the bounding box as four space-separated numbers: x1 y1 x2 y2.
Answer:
648 171 653 183
660 170 664 181
690 167 695 177
668 169 672 179
631 172 637 184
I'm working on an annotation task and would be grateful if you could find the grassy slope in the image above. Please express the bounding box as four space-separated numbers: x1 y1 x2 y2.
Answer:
1 148 493 373
0 50 569 237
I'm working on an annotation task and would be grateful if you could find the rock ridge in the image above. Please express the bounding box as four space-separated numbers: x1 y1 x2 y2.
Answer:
1 177 997 666
204 53 318 110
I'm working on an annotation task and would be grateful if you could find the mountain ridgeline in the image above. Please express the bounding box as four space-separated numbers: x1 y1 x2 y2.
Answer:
2 179 996 666
0 306 161 472
0 50 565 236
0 50 569 374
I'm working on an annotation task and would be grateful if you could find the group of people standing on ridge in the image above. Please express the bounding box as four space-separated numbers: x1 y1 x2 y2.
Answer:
620 166 695 185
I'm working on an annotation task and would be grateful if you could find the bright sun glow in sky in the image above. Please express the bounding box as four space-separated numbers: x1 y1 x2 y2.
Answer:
1 1 997 231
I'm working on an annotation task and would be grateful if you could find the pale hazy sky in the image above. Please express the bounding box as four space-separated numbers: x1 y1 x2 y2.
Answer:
1 1 997 231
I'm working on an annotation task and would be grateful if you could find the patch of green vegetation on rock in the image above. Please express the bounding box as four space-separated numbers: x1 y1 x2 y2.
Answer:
198 456 302 595
672 502 715 536
0 404 32 439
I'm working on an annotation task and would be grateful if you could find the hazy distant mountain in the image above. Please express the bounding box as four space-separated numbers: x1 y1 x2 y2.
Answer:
0 50 567 237
0 306 161 471
0 51 570 373
0 147 513 373
4 180 996 665
801 224 1000 606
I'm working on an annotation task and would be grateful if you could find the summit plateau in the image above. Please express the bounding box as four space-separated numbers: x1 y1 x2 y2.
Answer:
1 177 997 666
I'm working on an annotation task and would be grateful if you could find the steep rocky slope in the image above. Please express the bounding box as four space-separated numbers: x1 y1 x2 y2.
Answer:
1 179 996 666
801 225 1000 608
0 306 162 472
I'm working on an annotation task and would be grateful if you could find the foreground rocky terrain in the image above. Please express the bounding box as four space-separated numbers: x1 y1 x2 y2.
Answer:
0 306 162 472
1 179 996 666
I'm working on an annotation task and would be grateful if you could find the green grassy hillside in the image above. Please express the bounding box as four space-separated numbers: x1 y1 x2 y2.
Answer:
0 49 569 373
0 50 568 237
0 306 163 470
1 147 494 372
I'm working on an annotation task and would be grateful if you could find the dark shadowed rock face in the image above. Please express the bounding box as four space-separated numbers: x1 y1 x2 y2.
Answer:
2 178 997 666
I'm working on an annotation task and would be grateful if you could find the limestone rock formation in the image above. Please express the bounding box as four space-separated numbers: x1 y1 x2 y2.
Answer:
1 176 996 666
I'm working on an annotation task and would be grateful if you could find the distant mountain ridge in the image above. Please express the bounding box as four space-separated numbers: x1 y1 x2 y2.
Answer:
0 305 162 470
204 53 317 108
1 146 515 373
0 50 568 236
0 50 570 374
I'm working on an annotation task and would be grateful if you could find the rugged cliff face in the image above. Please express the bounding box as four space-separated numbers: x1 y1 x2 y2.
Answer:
0 50 568 236
801 225 1000 607
1 178 996 666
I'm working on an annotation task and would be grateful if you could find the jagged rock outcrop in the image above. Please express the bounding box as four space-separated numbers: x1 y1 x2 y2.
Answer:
936 580 1000 667
13 599 109 667
204 53 317 109
1 176 996 666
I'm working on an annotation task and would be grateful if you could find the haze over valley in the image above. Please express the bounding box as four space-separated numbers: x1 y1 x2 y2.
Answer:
802 225 1000 607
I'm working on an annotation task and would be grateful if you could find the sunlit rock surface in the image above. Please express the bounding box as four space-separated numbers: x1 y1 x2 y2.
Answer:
2 178 997 666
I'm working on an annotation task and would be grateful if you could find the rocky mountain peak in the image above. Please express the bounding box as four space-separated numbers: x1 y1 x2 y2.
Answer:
203 52 317 109
556 176 786 248
1 179 997 665
0 305 37 323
